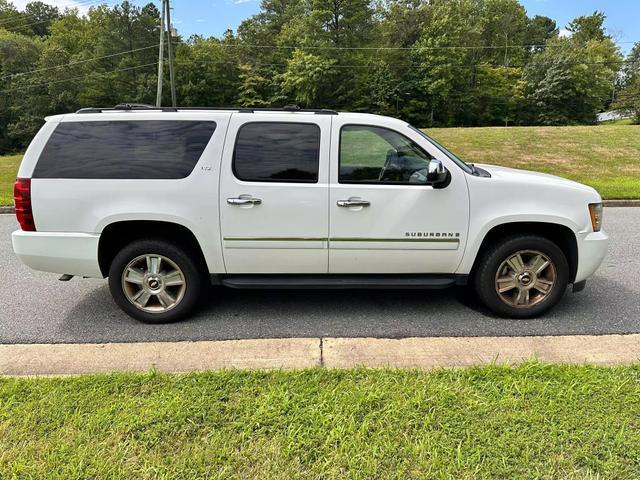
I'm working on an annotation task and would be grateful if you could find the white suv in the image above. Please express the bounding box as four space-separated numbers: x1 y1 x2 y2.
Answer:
12 104 608 323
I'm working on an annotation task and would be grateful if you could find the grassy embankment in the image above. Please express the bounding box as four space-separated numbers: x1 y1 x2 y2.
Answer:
2 363 640 478
426 124 640 199
1 124 639 204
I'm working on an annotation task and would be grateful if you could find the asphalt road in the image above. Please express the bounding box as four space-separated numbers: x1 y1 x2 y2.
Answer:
1 209 639 344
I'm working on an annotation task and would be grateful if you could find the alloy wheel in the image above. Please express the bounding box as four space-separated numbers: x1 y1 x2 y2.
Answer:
494 250 557 309
121 254 187 313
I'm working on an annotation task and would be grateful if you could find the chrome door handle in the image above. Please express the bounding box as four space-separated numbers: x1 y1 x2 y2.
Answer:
227 194 262 206
337 198 370 208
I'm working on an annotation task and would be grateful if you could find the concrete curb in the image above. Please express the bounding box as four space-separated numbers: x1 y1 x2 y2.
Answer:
1 201 639 215
0 338 321 376
323 335 640 368
2 334 640 376
603 200 640 207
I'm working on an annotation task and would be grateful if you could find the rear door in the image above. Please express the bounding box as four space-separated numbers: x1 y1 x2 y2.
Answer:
219 113 331 273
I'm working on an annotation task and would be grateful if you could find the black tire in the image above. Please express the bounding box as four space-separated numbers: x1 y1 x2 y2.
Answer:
473 235 569 318
108 239 203 323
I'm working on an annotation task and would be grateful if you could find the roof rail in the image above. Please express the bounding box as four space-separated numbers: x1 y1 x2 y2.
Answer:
76 104 177 114
76 104 339 115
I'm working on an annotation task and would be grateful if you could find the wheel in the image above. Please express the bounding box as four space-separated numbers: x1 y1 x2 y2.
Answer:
108 239 203 323
473 235 569 318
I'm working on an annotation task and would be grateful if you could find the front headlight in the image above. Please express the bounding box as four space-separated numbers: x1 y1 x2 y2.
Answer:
588 203 603 232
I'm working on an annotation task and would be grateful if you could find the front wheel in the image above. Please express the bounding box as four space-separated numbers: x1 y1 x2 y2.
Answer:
473 235 569 318
108 239 203 323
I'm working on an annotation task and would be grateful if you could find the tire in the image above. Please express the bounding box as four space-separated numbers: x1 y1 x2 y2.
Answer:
473 235 569 318
108 239 203 323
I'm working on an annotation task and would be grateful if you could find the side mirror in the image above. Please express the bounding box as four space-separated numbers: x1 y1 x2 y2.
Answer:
427 159 449 186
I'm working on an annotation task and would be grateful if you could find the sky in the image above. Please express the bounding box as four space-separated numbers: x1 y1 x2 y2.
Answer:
9 0 640 54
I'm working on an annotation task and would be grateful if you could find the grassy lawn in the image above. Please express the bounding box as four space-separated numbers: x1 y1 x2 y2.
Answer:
2 363 640 479
426 125 640 199
0 154 21 206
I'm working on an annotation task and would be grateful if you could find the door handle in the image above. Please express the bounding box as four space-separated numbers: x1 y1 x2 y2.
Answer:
227 195 262 206
337 197 370 208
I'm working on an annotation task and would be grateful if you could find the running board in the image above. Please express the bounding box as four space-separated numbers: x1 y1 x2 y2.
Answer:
214 274 467 290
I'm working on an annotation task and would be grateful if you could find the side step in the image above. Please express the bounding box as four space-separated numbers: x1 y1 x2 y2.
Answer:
215 274 467 290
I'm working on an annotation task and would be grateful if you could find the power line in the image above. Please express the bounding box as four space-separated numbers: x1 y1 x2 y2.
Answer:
1 44 160 80
0 61 158 94
212 40 639 51
190 59 638 69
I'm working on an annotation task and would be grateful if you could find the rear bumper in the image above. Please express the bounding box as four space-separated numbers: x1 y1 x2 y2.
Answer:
12 230 102 278
574 230 609 283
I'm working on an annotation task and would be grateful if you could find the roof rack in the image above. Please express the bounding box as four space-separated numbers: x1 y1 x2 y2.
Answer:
76 103 338 115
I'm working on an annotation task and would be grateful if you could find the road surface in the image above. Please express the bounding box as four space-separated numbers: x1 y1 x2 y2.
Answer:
1 209 638 344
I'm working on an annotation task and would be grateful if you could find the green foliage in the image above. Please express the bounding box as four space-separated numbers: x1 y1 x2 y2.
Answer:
0 0 629 153
524 17 621 126
280 50 336 106
615 42 640 122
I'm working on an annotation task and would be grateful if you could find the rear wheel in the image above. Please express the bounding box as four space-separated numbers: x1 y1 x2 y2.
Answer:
473 235 569 318
108 239 203 323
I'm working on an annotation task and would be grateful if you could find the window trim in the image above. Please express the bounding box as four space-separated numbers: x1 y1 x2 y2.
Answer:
338 123 434 186
33 119 217 180
232 121 322 184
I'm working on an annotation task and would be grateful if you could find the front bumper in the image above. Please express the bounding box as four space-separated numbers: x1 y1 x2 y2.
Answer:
574 230 609 283
12 230 102 278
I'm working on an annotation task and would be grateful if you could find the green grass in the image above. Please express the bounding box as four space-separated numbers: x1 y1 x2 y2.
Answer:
2 363 640 479
426 125 640 199
0 154 21 205
601 118 636 126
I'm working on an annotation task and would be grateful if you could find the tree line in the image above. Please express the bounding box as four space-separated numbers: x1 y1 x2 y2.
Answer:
0 0 638 153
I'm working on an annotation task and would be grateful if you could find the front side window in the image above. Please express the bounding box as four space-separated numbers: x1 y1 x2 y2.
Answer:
233 122 320 183
34 120 216 179
339 125 434 184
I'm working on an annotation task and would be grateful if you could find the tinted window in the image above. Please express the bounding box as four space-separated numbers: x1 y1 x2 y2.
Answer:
339 125 433 184
233 122 320 183
34 120 216 179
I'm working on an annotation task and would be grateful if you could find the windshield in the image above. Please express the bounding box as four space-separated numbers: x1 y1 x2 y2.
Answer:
408 125 474 174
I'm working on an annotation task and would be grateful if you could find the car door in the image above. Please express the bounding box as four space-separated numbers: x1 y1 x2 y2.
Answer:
219 113 330 273
328 117 470 273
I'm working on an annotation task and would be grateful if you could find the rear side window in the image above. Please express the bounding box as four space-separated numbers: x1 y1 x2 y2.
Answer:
233 122 320 183
34 120 216 179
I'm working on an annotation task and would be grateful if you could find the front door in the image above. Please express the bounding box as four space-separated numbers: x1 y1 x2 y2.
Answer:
328 120 470 273
219 114 330 273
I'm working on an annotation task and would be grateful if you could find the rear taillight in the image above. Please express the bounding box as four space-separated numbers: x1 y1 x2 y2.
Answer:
14 178 36 231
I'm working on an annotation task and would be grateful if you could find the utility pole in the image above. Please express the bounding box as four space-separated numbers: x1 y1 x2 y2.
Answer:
504 32 509 127
155 0 166 107
165 0 177 107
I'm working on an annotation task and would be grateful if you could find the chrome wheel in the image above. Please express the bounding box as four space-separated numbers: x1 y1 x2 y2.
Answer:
494 250 556 309
121 254 187 313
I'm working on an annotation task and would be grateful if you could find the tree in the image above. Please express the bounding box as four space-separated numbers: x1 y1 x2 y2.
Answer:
614 42 640 122
237 64 270 107
0 0 632 153
24 2 60 36
525 15 557 52
567 11 608 44
279 49 335 106
524 30 622 125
